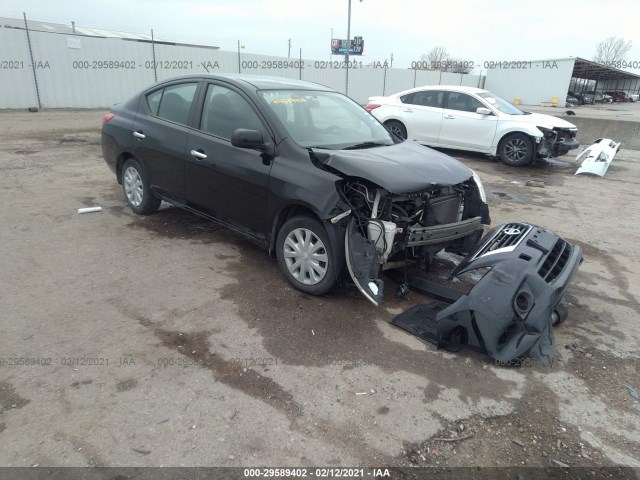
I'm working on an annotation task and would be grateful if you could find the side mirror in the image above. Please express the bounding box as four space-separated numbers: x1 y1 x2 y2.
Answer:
231 129 264 149
231 128 275 158
476 107 492 115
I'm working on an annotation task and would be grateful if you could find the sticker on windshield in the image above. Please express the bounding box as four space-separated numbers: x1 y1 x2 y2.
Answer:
272 97 307 104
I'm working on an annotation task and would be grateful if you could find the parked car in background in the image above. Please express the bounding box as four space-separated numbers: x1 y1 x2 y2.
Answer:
585 91 613 103
102 74 490 305
605 91 630 102
568 91 586 105
581 92 594 105
367 85 580 166
626 92 639 102
565 95 580 107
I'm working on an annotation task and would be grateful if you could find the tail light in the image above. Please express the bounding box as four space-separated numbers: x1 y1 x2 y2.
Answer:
102 113 115 125
365 103 381 111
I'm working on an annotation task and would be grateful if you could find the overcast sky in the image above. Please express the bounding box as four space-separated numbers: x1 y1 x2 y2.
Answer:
4 0 639 71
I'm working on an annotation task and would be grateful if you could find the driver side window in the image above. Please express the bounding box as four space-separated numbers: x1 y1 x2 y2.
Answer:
200 84 264 140
446 92 485 113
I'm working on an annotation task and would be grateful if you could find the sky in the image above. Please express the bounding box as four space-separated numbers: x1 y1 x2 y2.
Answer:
3 0 640 72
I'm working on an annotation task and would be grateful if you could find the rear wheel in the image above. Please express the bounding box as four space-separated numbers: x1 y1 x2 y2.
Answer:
498 133 534 166
122 158 161 214
276 216 337 296
384 120 407 140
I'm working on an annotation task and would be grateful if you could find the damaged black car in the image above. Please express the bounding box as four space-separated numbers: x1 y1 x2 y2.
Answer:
102 74 491 303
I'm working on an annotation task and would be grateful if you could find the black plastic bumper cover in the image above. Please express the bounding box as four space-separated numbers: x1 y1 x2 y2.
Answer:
393 222 583 364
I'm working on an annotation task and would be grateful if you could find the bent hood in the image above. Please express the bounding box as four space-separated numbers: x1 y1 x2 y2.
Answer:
311 141 473 194
505 112 577 130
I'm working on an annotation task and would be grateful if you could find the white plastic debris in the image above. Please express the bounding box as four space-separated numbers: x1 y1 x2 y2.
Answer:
575 138 620 177
78 206 102 214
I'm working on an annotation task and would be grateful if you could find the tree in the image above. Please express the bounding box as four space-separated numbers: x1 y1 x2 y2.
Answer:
418 46 449 70
416 47 472 73
593 36 632 64
448 58 473 74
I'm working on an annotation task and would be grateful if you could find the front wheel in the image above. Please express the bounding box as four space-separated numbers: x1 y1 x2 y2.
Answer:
384 120 407 140
498 133 534 166
276 216 337 296
122 158 161 214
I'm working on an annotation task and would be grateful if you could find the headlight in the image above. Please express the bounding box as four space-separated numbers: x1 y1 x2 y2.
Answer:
536 126 556 138
471 169 487 203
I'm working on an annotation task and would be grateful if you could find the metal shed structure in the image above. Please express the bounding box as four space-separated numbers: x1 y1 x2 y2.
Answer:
484 57 640 106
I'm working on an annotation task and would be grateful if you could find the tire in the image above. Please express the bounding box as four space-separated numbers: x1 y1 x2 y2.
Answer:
276 215 337 296
498 133 534 166
121 158 161 214
384 120 407 140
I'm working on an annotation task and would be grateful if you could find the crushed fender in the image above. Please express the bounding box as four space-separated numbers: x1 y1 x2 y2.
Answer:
392 222 583 365
575 138 620 177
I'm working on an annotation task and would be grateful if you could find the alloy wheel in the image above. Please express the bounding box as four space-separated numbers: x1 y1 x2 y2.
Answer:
504 138 528 162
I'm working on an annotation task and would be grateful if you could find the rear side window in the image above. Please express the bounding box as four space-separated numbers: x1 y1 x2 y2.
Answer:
146 82 198 125
146 89 163 115
406 91 444 108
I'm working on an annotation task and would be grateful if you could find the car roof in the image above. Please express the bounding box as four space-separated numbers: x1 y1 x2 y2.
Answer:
154 73 333 92
393 85 489 97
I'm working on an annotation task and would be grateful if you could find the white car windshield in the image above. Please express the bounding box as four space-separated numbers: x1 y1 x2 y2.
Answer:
477 92 525 115
260 90 395 149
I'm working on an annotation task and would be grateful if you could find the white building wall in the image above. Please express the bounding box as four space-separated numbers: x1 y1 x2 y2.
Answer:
484 59 575 105
0 28 483 108
0 29 40 108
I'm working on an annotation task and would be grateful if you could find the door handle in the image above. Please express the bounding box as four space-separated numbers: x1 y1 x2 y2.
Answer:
443 115 455 119
133 131 146 139
402 108 413 113
190 149 207 160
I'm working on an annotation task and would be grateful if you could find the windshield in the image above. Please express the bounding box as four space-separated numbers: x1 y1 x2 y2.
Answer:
477 91 525 115
260 89 395 149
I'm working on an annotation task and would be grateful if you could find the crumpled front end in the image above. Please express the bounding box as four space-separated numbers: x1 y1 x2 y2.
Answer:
537 127 580 159
339 176 490 305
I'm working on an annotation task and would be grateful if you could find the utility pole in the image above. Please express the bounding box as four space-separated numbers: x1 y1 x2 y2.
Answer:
288 38 291 58
330 28 333 61
390 53 393 68
345 0 351 96
345 0 362 97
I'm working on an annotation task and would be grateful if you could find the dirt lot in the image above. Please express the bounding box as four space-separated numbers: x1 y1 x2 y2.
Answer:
1 109 639 472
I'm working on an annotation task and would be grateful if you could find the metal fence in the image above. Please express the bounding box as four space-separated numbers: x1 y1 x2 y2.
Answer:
1 26 485 109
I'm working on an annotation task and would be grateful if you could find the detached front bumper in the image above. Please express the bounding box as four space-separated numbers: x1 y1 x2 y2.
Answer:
393 222 583 364
439 222 583 362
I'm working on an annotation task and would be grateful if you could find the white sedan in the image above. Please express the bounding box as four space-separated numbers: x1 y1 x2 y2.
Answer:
367 86 579 166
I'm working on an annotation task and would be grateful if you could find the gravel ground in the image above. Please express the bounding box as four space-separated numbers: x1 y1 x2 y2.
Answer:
0 109 639 473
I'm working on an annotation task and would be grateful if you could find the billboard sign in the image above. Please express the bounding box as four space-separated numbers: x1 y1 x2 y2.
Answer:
331 36 364 55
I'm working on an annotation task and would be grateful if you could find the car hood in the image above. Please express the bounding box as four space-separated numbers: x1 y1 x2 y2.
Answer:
501 112 577 130
311 141 473 194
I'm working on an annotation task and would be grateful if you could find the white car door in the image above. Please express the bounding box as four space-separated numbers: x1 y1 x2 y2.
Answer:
399 90 444 144
437 92 497 151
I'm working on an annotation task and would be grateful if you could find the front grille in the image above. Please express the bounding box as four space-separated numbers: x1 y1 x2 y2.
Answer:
476 223 530 257
538 239 572 283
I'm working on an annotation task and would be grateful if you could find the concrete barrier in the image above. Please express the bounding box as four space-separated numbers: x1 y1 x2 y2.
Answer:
522 104 640 151
549 115 640 151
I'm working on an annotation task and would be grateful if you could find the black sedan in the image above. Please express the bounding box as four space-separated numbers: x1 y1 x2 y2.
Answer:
102 74 490 305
